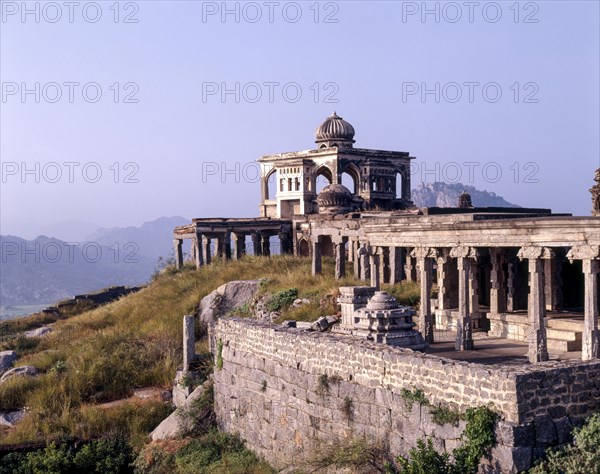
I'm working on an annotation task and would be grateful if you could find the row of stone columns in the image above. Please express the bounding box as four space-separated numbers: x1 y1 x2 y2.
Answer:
308 237 599 362
173 230 293 269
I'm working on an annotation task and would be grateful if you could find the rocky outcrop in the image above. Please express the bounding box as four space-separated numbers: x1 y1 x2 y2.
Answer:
0 351 17 374
24 326 52 338
0 365 38 383
198 280 262 323
0 410 25 428
150 380 211 441
412 182 519 208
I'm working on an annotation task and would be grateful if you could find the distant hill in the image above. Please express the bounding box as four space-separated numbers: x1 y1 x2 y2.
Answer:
85 216 189 260
411 182 519 208
0 216 188 306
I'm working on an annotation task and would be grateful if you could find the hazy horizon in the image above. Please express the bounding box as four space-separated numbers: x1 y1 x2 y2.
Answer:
2 1 599 238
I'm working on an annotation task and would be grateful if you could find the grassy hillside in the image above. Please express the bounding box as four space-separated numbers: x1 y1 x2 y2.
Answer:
0 255 369 447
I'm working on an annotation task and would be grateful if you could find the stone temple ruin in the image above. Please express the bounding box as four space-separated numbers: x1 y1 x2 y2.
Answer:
174 113 600 472
175 111 600 364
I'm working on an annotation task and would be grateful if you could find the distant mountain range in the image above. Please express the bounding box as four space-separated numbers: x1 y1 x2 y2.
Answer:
1 184 519 307
411 182 519 208
1 216 188 306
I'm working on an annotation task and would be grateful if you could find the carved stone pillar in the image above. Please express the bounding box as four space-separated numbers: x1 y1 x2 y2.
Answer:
183 315 195 372
251 232 262 256
506 255 518 312
436 251 452 310
370 253 380 290
173 239 183 269
193 233 204 269
202 236 212 265
378 247 388 285
518 246 553 363
405 250 417 282
359 244 370 281
278 231 292 255
220 232 231 260
490 248 506 314
451 247 479 351
334 240 346 279
412 248 437 344
544 255 563 311
469 259 480 317
353 242 361 279
389 247 405 284
261 233 271 257
312 237 322 276
567 246 600 361
232 233 245 260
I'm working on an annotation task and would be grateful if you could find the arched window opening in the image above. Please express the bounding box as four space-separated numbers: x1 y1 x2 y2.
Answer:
395 172 404 199
265 169 277 200
314 166 333 194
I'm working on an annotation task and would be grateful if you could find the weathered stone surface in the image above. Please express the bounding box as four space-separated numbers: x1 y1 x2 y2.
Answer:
151 381 209 441
24 326 52 338
0 351 17 373
0 410 25 427
198 279 262 323
212 318 600 473
534 414 558 446
0 366 38 383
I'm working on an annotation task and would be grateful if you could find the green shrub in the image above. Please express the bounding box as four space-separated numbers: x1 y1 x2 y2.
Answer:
397 405 497 474
401 387 429 410
430 405 462 426
174 430 274 474
266 288 298 311
0 439 133 474
529 412 600 474
397 438 452 474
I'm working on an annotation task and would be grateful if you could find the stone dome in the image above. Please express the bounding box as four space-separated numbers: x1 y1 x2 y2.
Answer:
316 184 354 214
315 112 355 147
366 291 399 311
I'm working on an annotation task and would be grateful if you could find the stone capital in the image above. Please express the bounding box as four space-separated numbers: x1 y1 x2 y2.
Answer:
517 246 554 261
566 245 600 263
410 247 439 260
449 246 479 260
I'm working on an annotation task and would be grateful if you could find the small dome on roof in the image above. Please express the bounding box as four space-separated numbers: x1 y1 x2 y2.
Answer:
317 184 353 214
315 112 355 148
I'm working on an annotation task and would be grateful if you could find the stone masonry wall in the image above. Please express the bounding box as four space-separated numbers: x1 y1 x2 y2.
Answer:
213 318 600 472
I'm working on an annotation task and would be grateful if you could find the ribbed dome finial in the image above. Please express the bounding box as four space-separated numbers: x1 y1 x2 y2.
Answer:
315 112 355 148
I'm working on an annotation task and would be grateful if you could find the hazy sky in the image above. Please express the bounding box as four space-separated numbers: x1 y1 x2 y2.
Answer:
1 0 599 239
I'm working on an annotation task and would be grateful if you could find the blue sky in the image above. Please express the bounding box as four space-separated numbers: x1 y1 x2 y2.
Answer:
1 0 599 239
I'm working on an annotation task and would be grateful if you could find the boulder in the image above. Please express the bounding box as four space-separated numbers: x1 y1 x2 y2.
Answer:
292 298 310 308
0 410 25 428
198 280 262 323
0 365 38 383
150 381 209 441
24 326 52 338
0 351 17 373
